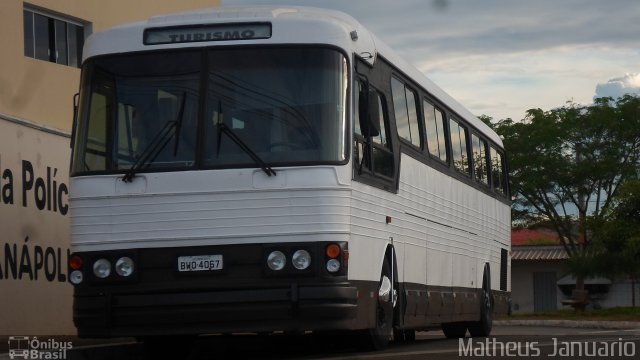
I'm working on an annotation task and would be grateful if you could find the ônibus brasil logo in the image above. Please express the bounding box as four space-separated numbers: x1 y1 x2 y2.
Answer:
8 336 72 360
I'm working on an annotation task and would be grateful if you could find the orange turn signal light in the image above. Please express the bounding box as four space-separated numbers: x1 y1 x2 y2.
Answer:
325 244 341 259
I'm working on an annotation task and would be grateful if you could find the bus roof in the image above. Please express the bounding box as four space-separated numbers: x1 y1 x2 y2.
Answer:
83 6 502 147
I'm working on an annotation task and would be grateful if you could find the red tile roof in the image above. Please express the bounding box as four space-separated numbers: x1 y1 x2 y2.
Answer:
511 228 560 246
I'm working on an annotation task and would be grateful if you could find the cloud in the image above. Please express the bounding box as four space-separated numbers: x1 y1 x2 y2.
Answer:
221 0 640 119
223 0 640 58
594 74 640 100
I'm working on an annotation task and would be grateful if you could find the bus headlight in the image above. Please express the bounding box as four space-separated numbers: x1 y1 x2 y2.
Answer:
292 250 311 270
115 257 135 277
267 251 286 271
326 258 341 273
70 270 83 285
93 259 111 278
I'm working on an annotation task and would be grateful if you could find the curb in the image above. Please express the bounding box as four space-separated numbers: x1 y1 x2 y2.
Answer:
495 319 640 330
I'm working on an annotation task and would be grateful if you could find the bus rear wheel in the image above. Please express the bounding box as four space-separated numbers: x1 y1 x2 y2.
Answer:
468 275 493 337
441 323 467 338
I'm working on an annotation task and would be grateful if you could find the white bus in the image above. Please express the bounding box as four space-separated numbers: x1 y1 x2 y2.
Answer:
68 6 511 349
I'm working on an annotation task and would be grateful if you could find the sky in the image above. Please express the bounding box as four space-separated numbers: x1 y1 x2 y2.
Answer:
222 0 640 121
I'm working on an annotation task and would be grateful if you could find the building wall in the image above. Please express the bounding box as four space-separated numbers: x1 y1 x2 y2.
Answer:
512 260 639 313
511 260 566 313
0 0 218 336
597 280 640 309
1 0 219 132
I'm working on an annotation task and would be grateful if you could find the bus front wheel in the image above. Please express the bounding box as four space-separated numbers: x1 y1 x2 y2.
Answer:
358 258 395 350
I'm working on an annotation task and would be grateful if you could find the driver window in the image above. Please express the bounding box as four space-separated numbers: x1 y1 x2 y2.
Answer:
354 80 393 179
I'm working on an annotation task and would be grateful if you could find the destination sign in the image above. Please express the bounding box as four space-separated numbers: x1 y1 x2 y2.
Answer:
144 23 272 45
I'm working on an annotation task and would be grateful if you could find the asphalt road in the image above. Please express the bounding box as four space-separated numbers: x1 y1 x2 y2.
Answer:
4 325 639 360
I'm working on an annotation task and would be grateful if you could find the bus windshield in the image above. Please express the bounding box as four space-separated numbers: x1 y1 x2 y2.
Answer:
71 47 348 176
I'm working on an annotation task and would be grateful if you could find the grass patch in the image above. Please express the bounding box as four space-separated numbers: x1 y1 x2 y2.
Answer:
498 307 640 321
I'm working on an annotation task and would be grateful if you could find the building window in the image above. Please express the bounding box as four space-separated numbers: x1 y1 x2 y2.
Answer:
23 8 85 67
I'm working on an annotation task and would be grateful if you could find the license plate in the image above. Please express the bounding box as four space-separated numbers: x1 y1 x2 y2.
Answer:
178 255 223 272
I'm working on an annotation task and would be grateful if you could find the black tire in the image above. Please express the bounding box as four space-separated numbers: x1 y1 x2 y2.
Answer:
441 323 467 338
394 329 416 342
468 270 493 337
358 258 394 350
140 335 196 360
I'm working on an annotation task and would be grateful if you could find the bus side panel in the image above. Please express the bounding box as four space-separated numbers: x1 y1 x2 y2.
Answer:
395 155 511 325
349 182 393 283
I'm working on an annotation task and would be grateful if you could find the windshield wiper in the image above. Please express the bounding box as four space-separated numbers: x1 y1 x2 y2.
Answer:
173 94 187 156
121 121 175 182
122 93 187 183
216 101 276 177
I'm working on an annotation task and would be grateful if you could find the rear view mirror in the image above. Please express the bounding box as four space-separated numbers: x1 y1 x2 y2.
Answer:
358 85 380 137
70 93 79 148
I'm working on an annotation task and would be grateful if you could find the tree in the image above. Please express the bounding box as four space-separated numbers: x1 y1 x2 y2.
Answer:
488 95 640 291
591 180 640 306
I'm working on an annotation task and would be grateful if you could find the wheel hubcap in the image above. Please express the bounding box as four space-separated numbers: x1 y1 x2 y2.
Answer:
378 275 392 303
483 291 491 309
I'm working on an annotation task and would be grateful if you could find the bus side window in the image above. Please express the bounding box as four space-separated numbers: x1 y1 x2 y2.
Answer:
472 134 489 185
490 146 507 195
391 77 421 148
354 81 393 179
424 100 447 162
370 92 393 178
450 118 470 175
354 81 370 172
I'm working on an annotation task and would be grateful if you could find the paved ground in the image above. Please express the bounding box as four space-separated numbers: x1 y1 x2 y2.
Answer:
2 324 639 360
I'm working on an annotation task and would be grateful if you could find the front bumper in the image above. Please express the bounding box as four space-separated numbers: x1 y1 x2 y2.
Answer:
71 242 364 337
74 283 358 337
